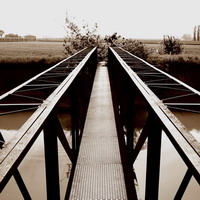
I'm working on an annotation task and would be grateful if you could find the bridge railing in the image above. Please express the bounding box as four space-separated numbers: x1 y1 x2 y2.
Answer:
108 47 200 199
0 47 97 199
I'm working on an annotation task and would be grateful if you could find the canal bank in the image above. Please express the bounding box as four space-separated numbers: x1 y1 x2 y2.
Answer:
0 63 50 95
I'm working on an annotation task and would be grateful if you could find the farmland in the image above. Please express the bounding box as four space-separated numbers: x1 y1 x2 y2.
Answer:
146 42 200 57
0 41 66 65
143 40 200 67
0 40 200 66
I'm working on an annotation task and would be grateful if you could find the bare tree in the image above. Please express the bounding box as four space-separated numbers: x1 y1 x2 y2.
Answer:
193 26 197 41
64 15 99 55
0 30 4 38
197 25 200 41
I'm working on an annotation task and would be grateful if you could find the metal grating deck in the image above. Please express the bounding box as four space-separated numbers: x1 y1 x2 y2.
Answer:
69 62 127 200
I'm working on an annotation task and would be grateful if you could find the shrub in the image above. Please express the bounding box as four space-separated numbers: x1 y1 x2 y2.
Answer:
161 35 183 55
63 17 152 60
122 39 152 60
104 33 152 60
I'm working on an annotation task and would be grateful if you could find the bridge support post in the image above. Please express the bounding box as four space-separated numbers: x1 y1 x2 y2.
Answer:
43 112 60 200
145 111 162 200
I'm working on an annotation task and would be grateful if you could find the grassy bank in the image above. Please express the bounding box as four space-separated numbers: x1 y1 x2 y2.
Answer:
147 53 200 68
0 40 200 94
0 41 67 93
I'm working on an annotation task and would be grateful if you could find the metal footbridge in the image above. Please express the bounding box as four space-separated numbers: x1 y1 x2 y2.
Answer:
0 47 199 199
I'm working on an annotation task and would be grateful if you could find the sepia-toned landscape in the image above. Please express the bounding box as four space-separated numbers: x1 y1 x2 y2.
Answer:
0 0 200 199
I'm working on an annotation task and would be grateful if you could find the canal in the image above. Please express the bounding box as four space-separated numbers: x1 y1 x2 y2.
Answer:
0 64 199 199
0 110 199 199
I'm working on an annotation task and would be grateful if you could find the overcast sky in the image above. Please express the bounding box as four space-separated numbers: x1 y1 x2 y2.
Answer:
0 0 199 39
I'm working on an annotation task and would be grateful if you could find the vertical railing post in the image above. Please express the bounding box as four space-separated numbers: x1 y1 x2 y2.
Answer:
145 111 162 200
127 83 135 157
71 82 80 160
43 112 60 200
0 132 5 149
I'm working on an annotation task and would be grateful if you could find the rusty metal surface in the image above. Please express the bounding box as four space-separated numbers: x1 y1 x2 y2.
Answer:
69 63 127 199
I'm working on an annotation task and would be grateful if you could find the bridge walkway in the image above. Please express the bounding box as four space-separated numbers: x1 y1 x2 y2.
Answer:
69 62 128 199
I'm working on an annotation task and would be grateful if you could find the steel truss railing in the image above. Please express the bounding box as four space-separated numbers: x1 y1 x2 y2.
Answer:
108 47 200 200
0 47 97 199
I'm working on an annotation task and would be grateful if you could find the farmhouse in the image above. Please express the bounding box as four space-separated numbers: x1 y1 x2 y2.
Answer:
5 33 20 38
0 34 37 42
24 35 36 41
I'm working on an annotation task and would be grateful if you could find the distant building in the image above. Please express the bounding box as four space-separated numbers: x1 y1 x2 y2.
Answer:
5 33 20 38
24 35 36 41
0 33 36 42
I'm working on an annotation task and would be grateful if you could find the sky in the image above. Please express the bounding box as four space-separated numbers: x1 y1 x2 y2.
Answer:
0 0 199 39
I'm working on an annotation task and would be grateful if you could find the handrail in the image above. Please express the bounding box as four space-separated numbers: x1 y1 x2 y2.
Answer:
0 47 97 198
108 47 200 199
0 48 88 101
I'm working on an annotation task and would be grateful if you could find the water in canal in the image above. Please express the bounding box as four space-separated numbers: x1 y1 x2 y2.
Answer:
0 110 199 199
134 110 200 200
0 111 71 199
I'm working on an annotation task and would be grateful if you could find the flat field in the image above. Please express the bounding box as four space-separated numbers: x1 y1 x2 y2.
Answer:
0 41 66 65
0 40 200 66
144 40 200 66
143 40 200 55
